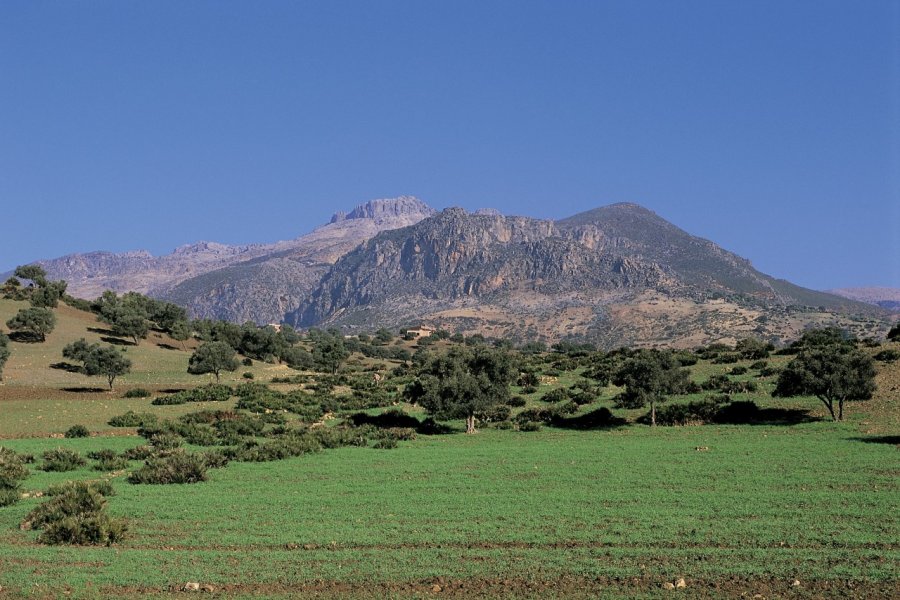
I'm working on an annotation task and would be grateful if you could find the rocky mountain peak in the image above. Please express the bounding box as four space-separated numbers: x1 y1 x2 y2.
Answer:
330 196 436 224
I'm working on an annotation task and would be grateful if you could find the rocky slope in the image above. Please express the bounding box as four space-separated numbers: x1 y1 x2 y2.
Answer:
19 197 435 323
289 203 888 347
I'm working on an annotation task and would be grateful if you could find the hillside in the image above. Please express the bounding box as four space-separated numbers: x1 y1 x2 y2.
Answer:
290 204 888 347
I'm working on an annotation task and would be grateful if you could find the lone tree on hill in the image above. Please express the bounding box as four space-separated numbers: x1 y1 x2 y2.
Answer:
612 349 691 427
312 333 350 374
6 307 56 342
188 341 238 382
773 343 876 422
63 339 132 390
0 333 10 381
405 346 516 434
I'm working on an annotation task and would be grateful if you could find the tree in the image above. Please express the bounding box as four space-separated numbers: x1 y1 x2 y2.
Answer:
312 333 350 374
32 280 67 308
188 342 238 382
773 344 875 421
6 307 56 342
14 264 48 287
62 339 132 390
374 328 393 345
405 346 516 434
612 350 690 427
0 333 10 381
169 320 192 350
735 337 772 360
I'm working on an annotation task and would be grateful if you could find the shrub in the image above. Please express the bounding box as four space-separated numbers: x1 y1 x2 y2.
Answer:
122 445 154 461
749 360 768 370
758 366 781 377
645 397 729 426
540 388 570 404
242 357 253 366
242 371 255 379
93 456 129 472
729 366 748 376
712 354 740 364
200 450 230 469
108 411 158 428
493 420 515 430
506 396 527 407
520 385 538 395
23 481 126 546
874 349 900 363
372 438 398 449
122 388 151 398
41 449 87 472
519 421 542 432
128 450 208 484
555 400 579 415
45 479 114 498
0 448 29 506
475 404 511 423
148 432 183 450
64 425 90 439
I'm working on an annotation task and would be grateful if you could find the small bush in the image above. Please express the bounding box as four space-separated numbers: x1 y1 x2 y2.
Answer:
749 360 768 370
520 385 538 395
519 421 542 432
0 488 20 507
475 404 511 423
128 450 208 484
64 425 90 439
148 433 183 450
23 481 125 546
540 388 570 404
555 400 579 415
506 396 527 407
41 449 87 472
729 366 748 376
874 349 900 363
93 456 129 472
758 366 781 377
712 353 740 364
108 411 159 428
122 388 151 398
242 357 253 366
200 450 230 469
493 420 515 430
122 445 153 461
372 438 398 449
45 479 114 498
242 371 255 379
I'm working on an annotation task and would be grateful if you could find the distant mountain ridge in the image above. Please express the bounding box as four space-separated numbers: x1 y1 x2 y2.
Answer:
9 197 890 347
827 287 900 312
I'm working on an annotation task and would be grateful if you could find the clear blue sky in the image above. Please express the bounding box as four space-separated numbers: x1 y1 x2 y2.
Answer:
1 1 897 290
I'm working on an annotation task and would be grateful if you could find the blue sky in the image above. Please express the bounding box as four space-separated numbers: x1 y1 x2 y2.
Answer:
1 1 897 290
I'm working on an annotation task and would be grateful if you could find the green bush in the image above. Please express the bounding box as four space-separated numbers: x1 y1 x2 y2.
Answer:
0 488 20 507
41 449 87 472
45 479 114 498
23 481 126 546
93 456 129 472
122 388 151 398
242 371 255 379
108 411 159 427
128 450 208 484
148 432 183 450
874 349 900 363
519 421 542 432
506 396 527 407
64 425 90 438
0 448 29 506
729 366 748 376
372 438 398 449
749 360 768 370
122 445 154 461
540 388 569 404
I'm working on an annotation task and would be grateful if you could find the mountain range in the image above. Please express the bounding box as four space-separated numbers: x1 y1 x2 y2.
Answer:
10 197 892 348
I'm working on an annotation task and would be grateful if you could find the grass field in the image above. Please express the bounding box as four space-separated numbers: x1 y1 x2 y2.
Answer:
0 299 897 598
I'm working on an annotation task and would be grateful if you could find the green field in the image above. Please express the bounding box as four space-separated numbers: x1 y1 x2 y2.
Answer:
0 300 898 598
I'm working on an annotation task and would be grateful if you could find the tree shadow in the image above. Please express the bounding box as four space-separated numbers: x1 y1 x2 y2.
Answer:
157 343 180 351
50 362 82 373
88 326 117 336
101 336 134 346
714 403 821 426
850 435 900 445
348 410 456 435
160 388 186 394
551 408 627 430
8 331 44 343
62 387 107 393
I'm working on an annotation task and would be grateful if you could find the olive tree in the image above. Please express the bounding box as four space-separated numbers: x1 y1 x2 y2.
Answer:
62 339 132 390
6 307 56 342
405 346 516 434
773 344 875 421
188 341 238 382
0 333 10 381
612 349 690 427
